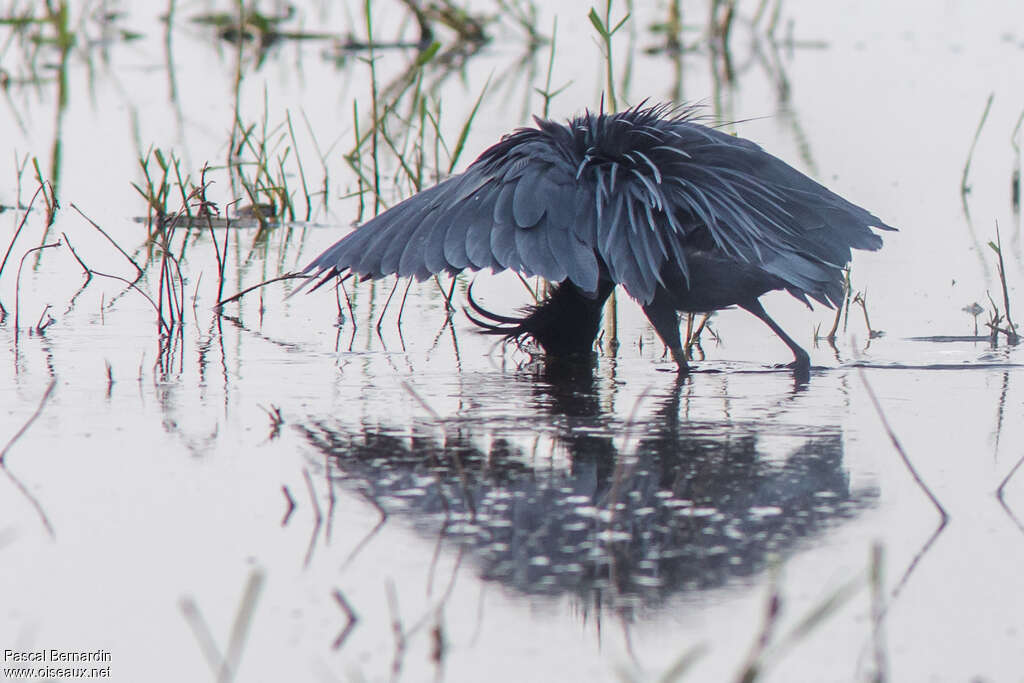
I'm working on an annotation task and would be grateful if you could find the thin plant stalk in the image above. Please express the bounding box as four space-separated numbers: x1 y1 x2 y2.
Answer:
961 92 994 201
286 110 313 221
447 75 491 174
987 223 1018 344
0 184 45 315
364 0 381 215
535 17 565 118
15 241 61 337
71 204 144 281
858 368 948 524
589 0 629 352
588 0 630 112
0 380 56 465
0 379 57 538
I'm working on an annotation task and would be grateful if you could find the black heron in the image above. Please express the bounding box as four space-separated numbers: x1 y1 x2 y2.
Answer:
303 103 894 372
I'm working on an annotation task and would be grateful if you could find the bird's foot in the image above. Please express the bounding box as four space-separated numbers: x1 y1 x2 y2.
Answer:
464 282 531 342
781 357 811 384
780 348 811 372
672 353 690 375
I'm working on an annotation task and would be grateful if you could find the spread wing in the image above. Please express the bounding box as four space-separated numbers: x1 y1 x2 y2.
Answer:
633 115 895 306
565 105 895 306
303 104 895 307
301 128 603 297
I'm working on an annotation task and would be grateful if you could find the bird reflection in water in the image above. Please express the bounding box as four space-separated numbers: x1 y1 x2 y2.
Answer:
300 369 875 611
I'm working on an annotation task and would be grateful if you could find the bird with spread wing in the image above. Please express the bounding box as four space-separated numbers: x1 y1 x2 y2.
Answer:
302 103 894 373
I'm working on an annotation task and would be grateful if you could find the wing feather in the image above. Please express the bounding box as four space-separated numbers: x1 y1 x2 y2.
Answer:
490 213 520 270
398 208 445 278
516 215 566 281
464 191 501 270
511 164 549 227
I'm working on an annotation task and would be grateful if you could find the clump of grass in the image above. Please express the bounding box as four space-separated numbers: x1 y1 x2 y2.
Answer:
228 103 327 230
132 110 324 241
312 22 501 327
128 129 322 313
132 146 191 232
232 96 307 230
334 0 500 227
127 156 205 333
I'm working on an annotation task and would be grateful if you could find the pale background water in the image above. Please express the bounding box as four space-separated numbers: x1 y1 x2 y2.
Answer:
1 1 1023 681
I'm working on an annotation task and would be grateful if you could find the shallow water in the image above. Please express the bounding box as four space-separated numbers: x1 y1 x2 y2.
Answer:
1 2 1023 682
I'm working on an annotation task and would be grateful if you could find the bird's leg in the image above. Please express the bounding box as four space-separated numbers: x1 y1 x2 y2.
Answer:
641 290 689 373
739 299 811 372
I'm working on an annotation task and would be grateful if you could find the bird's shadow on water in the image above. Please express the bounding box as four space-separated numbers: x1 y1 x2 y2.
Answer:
297 362 878 615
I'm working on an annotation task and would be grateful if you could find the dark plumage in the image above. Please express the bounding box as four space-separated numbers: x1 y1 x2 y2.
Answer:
304 103 895 373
